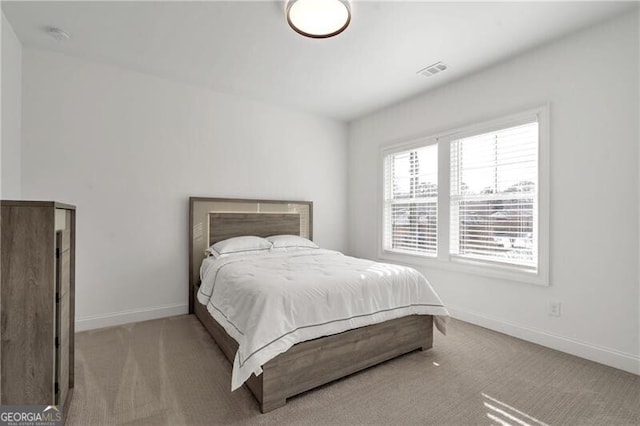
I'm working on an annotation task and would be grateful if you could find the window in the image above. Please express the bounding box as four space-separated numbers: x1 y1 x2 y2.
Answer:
383 144 438 256
450 122 538 269
380 107 549 285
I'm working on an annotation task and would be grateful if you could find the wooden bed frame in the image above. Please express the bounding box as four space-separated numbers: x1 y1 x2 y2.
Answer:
189 197 434 413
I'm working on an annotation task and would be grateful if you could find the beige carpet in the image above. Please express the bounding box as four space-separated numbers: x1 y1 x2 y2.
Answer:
67 315 639 425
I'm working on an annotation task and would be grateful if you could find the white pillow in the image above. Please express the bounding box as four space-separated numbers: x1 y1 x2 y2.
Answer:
266 235 319 251
205 236 272 258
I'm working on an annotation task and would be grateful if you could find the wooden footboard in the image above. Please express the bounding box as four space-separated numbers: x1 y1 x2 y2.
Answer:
194 286 433 413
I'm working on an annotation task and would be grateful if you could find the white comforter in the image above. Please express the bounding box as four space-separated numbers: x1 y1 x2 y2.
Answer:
197 249 449 391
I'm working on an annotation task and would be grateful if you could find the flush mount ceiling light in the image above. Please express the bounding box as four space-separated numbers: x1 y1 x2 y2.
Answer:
286 0 351 39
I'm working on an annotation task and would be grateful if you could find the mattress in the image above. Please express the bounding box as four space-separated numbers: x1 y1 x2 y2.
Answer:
197 249 449 390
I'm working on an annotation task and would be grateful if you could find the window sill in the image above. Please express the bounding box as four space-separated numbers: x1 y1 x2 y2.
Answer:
378 250 549 287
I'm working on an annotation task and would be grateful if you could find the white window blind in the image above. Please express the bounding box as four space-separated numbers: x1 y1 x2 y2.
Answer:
450 121 539 269
383 144 438 256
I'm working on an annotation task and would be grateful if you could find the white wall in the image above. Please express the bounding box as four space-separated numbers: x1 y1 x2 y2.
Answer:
1 12 22 199
348 12 639 373
21 49 348 330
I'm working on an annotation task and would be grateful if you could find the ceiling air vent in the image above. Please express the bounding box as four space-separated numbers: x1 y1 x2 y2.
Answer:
417 62 448 78
44 27 71 41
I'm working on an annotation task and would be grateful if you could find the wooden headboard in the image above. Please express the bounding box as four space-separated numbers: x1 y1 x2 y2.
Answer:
208 213 301 245
188 197 313 313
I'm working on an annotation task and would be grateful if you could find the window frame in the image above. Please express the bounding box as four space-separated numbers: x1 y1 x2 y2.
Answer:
378 106 550 286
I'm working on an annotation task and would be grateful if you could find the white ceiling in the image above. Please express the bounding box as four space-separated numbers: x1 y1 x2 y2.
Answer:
2 1 636 121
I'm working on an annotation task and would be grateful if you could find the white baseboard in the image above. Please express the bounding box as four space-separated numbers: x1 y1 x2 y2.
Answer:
447 305 640 375
75 303 189 332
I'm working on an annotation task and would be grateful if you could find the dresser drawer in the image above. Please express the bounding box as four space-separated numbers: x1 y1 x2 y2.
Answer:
57 230 71 298
56 293 70 406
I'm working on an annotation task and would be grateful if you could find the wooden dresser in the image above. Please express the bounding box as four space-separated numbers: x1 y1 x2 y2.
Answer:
1 201 75 417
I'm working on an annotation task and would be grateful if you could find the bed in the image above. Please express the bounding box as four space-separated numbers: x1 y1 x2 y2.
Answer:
189 197 448 413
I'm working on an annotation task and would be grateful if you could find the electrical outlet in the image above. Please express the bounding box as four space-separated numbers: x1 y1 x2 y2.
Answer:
549 302 562 317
